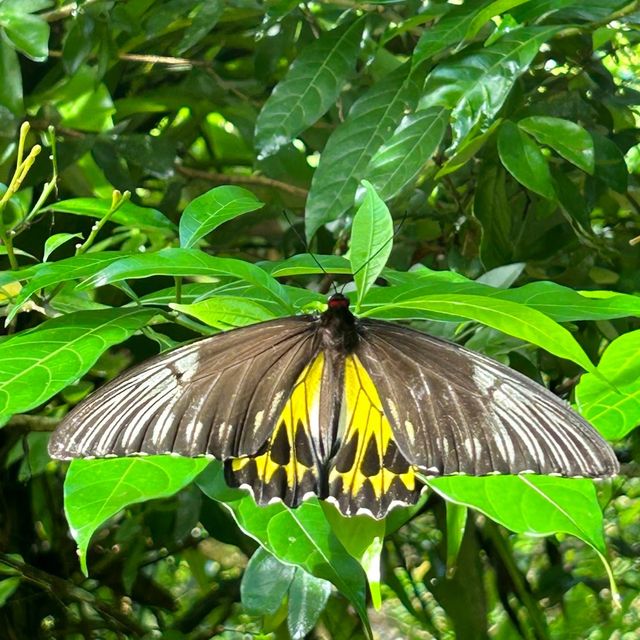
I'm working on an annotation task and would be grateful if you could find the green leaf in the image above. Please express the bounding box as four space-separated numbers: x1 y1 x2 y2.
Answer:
497 120 556 199
0 309 155 422
591 131 628 193
6 252 131 322
428 475 606 554
175 0 224 54
64 457 211 574
262 254 352 277
0 576 20 606
360 293 595 372
197 464 370 633
413 2 484 65
305 63 420 239
45 198 177 232
420 26 560 144
518 116 595 174
78 248 292 310
241 548 295 615
322 504 386 609
576 329 640 440
350 181 393 311
473 162 513 269
0 12 49 61
366 106 449 200
464 0 531 40
0 34 23 115
255 17 364 157
171 296 276 329
362 275 640 324
446 502 467 573
43 232 83 261
179 185 264 248
288 568 332 640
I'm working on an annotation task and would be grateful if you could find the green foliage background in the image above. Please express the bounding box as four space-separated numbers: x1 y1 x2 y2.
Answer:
1 0 639 638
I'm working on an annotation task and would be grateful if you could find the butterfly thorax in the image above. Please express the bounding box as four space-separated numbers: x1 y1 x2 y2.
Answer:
319 293 360 354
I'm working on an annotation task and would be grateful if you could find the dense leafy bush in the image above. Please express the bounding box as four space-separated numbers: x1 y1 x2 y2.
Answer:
1 1 639 638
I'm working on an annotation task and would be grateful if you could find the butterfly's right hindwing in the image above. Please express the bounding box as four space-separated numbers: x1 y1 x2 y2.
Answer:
48 317 317 460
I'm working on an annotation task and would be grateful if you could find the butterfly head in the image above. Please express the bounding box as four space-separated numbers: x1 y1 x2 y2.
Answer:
327 293 350 310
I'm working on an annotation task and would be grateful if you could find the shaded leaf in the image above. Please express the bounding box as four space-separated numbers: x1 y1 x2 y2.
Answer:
241 548 295 615
0 12 49 61
171 296 276 329
255 17 364 157
498 120 555 199
305 63 420 239
366 106 449 200
519 116 595 174
288 569 332 640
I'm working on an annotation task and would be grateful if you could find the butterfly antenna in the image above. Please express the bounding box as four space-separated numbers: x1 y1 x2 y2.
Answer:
348 210 409 283
282 210 338 295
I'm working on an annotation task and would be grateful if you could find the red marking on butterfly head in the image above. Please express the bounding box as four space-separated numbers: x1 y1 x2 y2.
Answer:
328 293 350 310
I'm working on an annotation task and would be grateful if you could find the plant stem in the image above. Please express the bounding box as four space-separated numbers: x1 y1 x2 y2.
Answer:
75 190 131 255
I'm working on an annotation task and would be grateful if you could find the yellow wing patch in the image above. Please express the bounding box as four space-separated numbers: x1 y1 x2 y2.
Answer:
226 353 324 504
329 354 418 516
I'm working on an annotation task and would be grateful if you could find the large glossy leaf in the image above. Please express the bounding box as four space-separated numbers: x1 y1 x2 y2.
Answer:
350 181 393 310
0 35 23 114
7 252 131 322
254 17 364 158
196 463 370 633
420 26 560 144
366 106 449 200
45 198 176 232
305 63 420 239
78 249 293 310
428 475 606 554
64 457 211 574
518 116 595 174
498 120 556 199
364 273 640 323
576 329 640 440
0 309 155 422
359 293 595 372
179 186 264 248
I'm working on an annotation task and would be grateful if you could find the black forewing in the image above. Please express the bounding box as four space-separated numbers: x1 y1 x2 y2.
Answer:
356 320 619 478
48 317 319 460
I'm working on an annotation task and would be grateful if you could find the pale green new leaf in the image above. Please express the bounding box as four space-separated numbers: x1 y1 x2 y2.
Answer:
350 181 393 311
64 457 211 574
576 329 640 440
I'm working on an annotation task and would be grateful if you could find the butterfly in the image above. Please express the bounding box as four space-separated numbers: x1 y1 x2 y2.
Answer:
48 292 619 519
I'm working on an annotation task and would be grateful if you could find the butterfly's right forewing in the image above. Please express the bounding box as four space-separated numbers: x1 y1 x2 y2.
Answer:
48 317 318 460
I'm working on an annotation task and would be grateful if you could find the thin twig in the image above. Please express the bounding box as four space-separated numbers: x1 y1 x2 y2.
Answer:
176 166 309 198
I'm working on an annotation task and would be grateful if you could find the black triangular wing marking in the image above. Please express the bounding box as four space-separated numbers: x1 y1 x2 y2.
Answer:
357 320 619 477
